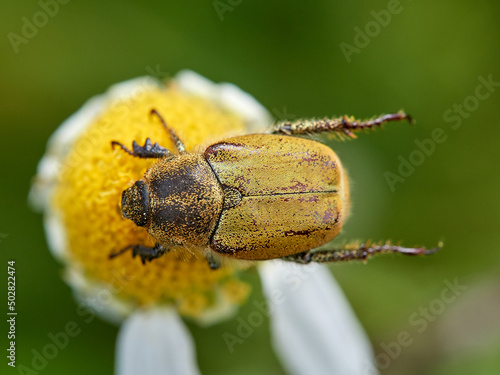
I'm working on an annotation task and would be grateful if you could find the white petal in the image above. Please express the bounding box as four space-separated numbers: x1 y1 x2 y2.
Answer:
105 76 159 103
176 70 272 132
116 309 201 375
44 209 67 261
64 267 133 325
28 95 104 212
28 156 63 213
192 290 237 327
218 82 272 133
259 261 378 375
175 70 219 99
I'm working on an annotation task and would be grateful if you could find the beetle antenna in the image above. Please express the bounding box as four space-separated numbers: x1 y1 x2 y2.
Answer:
149 109 187 154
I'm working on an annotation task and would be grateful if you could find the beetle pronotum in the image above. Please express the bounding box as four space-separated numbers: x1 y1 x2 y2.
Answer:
110 109 438 268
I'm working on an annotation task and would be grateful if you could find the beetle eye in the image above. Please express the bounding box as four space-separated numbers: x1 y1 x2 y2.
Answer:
121 180 149 227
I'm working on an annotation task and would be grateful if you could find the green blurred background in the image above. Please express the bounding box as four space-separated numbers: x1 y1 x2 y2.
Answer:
1 0 500 374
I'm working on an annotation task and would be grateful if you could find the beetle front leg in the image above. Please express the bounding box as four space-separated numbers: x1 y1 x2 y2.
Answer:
150 109 186 154
281 241 440 264
111 138 173 159
272 112 413 138
109 243 169 264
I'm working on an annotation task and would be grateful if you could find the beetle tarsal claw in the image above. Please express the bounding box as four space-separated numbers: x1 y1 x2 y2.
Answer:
108 245 134 259
392 245 441 256
421 246 442 255
205 252 222 270
111 138 172 159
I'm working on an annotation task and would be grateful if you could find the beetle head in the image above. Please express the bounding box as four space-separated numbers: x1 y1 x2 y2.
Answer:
121 180 149 227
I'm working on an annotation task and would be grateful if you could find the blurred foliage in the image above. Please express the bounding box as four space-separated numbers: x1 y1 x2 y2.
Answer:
1 0 499 374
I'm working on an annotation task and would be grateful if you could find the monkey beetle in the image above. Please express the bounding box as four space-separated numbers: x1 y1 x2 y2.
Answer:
110 110 438 269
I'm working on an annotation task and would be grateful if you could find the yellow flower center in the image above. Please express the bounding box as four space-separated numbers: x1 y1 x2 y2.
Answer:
53 81 252 319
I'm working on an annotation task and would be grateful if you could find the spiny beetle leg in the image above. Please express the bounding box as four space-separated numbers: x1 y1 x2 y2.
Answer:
150 109 186 154
272 112 414 138
111 138 173 159
281 241 441 264
109 243 169 265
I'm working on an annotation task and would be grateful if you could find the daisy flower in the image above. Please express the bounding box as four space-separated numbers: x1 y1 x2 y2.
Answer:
29 70 378 375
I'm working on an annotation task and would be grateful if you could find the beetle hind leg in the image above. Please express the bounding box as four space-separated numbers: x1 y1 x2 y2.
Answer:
281 241 440 264
272 112 413 138
109 243 169 265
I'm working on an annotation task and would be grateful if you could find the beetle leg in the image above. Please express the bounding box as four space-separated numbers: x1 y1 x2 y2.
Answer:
109 243 169 265
272 112 414 138
111 138 173 159
205 252 222 270
150 109 186 154
281 241 441 264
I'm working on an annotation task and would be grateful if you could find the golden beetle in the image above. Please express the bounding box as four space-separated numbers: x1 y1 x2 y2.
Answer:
110 110 437 268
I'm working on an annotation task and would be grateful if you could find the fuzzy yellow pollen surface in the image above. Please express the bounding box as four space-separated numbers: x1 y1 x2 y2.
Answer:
53 82 252 319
